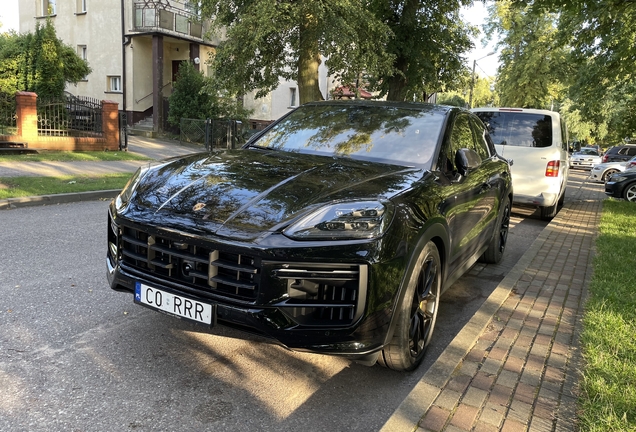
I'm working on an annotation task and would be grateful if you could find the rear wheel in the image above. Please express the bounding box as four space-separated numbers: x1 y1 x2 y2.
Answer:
603 169 619 182
378 241 441 371
480 196 511 264
540 201 558 220
624 183 636 202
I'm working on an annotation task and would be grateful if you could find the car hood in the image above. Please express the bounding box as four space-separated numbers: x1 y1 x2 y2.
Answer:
122 150 423 241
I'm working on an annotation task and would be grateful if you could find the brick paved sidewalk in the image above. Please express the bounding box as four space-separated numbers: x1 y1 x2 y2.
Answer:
382 178 605 432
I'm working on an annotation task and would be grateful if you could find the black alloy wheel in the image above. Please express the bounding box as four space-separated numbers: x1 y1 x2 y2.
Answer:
378 241 441 371
480 196 511 264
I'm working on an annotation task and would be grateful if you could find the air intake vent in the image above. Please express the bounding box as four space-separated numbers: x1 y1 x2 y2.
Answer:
273 263 368 327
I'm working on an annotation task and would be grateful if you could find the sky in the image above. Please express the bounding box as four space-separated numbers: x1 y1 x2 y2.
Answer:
461 1 500 78
0 0 498 76
1 0 19 33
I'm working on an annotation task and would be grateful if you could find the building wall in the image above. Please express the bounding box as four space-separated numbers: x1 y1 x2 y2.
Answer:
244 57 335 122
18 0 316 125
19 0 124 107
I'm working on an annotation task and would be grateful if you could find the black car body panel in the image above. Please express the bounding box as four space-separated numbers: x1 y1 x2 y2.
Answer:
107 101 513 364
605 169 636 201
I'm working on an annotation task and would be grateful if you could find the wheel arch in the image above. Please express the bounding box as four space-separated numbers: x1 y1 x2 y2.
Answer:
381 221 449 348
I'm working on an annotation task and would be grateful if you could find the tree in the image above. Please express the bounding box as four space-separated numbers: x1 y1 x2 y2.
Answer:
493 0 636 141
484 1 569 109
367 0 475 101
168 61 252 127
0 19 90 97
200 0 394 105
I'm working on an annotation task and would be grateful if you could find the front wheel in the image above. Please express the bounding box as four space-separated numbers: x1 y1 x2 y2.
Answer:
378 241 441 371
603 169 619 182
624 183 636 202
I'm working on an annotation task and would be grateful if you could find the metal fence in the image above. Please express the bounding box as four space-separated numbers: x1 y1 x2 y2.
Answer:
37 92 103 137
180 118 247 150
0 92 17 136
119 111 129 151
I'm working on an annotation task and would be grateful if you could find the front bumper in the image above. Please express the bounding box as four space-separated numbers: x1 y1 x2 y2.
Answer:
107 211 404 358
604 181 622 198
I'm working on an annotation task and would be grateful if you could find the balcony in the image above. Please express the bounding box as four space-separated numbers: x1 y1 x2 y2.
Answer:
132 0 208 41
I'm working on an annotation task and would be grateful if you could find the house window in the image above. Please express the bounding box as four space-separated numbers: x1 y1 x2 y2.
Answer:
76 0 87 13
289 88 297 107
108 76 121 92
39 0 57 16
77 45 87 60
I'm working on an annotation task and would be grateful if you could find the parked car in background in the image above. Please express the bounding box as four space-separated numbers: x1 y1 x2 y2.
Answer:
472 107 569 220
626 157 636 170
570 147 602 169
107 101 513 371
589 158 633 183
602 144 636 163
605 169 636 201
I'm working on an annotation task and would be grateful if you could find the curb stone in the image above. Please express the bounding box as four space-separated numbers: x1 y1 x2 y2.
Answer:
0 190 120 210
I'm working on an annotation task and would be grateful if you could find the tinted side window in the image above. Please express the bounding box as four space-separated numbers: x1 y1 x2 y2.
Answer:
475 112 553 148
627 147 636 156
440 113 473 173
469 117 491 161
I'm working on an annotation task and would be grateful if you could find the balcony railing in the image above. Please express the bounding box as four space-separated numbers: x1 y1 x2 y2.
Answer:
133 0 205 39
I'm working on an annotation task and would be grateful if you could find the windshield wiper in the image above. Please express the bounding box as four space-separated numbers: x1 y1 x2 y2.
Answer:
245 143 275 150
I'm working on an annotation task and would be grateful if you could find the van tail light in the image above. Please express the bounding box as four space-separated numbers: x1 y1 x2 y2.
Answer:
602 154 609 163
545 160 560 177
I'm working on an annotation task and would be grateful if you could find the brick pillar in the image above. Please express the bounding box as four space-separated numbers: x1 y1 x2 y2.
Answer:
15 91 38 144
102 100 120 151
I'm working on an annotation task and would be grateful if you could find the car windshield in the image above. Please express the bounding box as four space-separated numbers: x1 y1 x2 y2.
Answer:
248 103 446 168
474 111 553 148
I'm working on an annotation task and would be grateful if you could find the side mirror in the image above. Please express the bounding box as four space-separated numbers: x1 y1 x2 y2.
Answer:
455 148 481 176
508 158 514 166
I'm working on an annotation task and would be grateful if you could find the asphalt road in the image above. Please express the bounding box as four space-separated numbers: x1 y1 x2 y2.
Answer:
0 172 584 431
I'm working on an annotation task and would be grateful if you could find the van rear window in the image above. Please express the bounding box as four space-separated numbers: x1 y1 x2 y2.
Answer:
474 112 553 148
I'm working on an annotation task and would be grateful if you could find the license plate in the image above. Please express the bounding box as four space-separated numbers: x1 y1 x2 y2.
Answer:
134 282 215 325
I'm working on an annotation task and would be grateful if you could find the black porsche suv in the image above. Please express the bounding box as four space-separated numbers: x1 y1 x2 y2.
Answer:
107 101 513 371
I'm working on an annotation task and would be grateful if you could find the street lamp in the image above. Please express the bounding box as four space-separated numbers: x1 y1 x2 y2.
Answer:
469 51 496 108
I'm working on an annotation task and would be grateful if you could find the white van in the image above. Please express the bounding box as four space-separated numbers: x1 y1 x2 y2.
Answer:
472 107 569 220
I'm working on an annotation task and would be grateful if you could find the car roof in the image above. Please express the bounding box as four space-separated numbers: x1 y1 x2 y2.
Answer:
303 99 456 114
470 107 561 118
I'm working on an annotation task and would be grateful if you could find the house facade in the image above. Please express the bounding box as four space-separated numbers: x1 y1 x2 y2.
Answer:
18 0 336 133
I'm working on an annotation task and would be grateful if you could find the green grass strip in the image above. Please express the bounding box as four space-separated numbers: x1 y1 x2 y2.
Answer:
0 173 132 199
579 199 636 431
0 151 151 163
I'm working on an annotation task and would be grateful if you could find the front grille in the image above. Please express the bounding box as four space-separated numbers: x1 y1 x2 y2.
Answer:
120 225 259 301
272 264 368 327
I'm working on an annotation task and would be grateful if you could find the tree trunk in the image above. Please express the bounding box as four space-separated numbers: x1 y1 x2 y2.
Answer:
298 18 324 104
386 58 409 101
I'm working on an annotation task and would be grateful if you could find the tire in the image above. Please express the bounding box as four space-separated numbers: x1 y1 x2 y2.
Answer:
480 196 511 264
558 188 566 206
378 241 441 371
623 182 636 202
540 201 558 220
603 169 619 182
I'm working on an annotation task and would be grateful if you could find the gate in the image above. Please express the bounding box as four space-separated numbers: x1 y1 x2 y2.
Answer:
180 118 245 150
119 111 128 151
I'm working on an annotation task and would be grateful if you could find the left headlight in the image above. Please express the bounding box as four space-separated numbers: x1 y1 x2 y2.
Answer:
283 200 394 240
